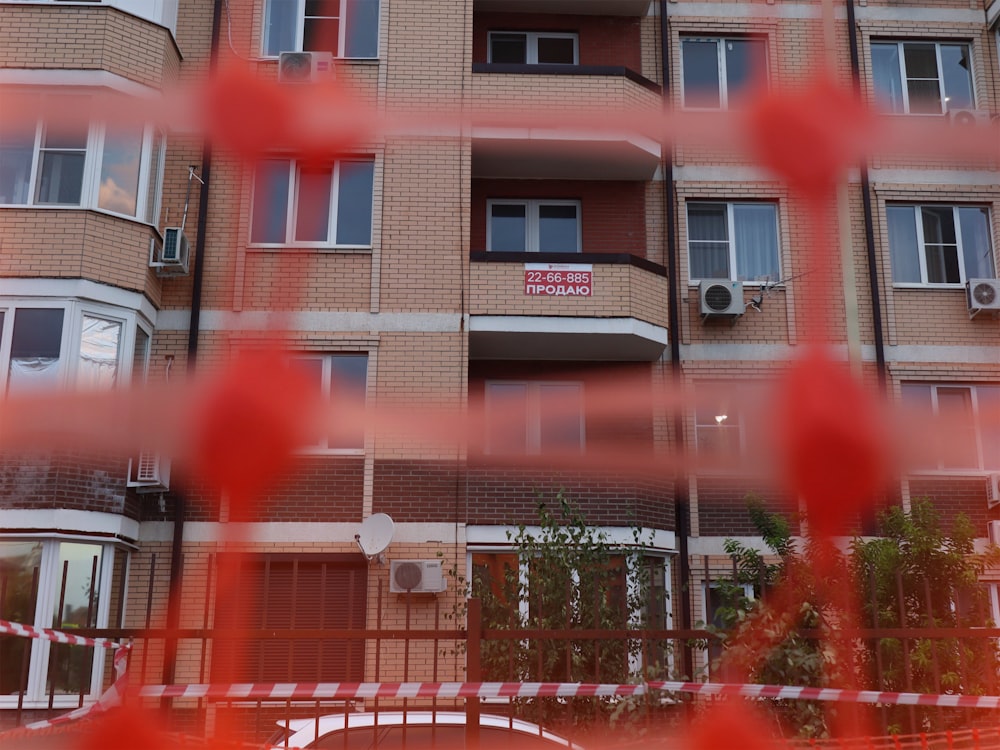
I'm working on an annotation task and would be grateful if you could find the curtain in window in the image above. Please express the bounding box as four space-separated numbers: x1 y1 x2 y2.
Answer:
264 0 298 57
887 206 921 282
871 44 904 113
733 204 778 281
687 204 729 279
78 316 121 390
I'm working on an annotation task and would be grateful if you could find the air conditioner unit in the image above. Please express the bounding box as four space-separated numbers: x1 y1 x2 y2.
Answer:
278 51 335 83
389 560 447 594
699 280 744 318
948 108 992 127
988 520 1000 545
126 451 171 493
150 227 190 275
988 473 1000 509
967 279 1000 317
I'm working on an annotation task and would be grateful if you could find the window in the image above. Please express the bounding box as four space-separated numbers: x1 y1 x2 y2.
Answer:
212 554 366 683
886 205 995 285
0 539 126 706
0 92 164 221
487 31 578 65
251 158 374 247
703 581 753 673
263 0 380 58
871 41 974 114
487 200 581 253
695 395 744 457
901 383 1000 471
681 37 766 109
0 300 149 395
687 202 779 281
484 381 584 455
293 353 368 450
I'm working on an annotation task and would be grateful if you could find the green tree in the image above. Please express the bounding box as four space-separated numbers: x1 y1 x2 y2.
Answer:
712 496 849 739
851 499 1000 733
470 494 666 729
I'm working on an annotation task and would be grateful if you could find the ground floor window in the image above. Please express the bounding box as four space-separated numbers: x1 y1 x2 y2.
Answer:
0 538 127 706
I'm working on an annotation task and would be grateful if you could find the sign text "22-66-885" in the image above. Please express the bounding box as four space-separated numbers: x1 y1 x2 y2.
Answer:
524 263 593 296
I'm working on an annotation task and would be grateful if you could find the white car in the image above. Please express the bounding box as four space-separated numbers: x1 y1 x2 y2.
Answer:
268 710 581 750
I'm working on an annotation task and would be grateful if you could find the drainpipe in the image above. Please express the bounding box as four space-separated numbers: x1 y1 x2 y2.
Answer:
845 0 887 389
659 0 694 680
162 0 222 691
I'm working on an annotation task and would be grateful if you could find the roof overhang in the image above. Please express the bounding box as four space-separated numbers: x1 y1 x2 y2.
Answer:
469 316 668 361
474 0 652 16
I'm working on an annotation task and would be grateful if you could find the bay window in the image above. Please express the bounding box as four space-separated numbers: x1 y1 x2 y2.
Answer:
0 539 127 706
0 300 150 395
263 0 380 59
871 41 974 115
887 204 995 285
0 92 164 222
251 158 375 247
484 381 584 455
487 200 581 253
687 202 780 282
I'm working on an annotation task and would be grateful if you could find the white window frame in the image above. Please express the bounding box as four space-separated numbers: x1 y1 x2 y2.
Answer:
291 352 369 454
686 201 781 283
680 36 767 110
484 380 585 455
0 298 144 394
249 158 375 248
486 199 582 253
871 40 975 115
0 94 163 223
0 537 121 708
262 0 380 59
887 204 996 287
486 31 579 65
901 383 1000 472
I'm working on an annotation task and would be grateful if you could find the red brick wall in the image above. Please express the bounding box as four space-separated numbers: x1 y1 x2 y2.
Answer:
909 477 995 532
472 13 643 70
470 179 647 255
373 460 462 522
0 451 137 518
696 477 795 536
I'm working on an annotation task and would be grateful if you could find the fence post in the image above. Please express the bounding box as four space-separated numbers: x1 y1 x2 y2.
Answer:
466 597 482 750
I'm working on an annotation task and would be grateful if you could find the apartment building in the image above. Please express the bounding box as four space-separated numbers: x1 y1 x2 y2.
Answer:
0 0 998 733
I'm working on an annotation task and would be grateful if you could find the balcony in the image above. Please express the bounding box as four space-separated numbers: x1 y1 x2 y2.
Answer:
471 70 661 180
468 252 669 361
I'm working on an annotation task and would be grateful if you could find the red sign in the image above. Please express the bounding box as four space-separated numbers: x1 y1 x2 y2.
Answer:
524 263 593 296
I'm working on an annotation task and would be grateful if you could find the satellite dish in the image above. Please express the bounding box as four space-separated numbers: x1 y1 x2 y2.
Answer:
355 513 394 563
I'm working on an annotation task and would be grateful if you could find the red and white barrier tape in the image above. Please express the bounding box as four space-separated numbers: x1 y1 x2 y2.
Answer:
0 618 126 650
135 680 1000 709
0 618 131 731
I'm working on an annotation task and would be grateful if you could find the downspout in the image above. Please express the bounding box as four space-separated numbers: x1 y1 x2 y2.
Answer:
845 0 887 389
162 0 222 690
659 0 694 680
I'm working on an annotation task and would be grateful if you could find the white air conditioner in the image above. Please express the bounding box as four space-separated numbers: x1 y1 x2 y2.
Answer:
126 451 171 493
948 108 992 127
988 520 1000 545
389 560 447 594
967 279 1000 316
699 280 744 318
278 51 335 83
150 227 190 275
988 473 1000 509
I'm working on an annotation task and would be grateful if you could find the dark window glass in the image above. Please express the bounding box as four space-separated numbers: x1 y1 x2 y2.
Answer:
345 0 380 58
537 36 575 64
682 40 721 108
537 204 578 252
252 160 291 243
489 204 526 251
490 33 527 64
336 160 375 245
11 308 63 358
723 38 766 105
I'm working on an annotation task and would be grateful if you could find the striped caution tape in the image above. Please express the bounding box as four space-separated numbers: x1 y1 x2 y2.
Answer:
0 618 126 650
0 619 131 731
134 680 1000 709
